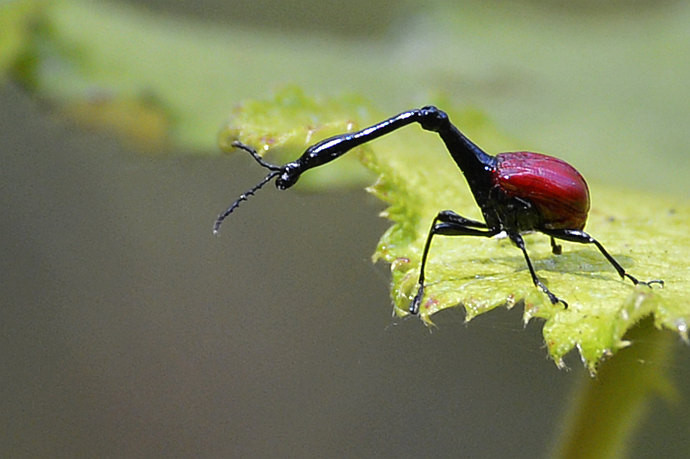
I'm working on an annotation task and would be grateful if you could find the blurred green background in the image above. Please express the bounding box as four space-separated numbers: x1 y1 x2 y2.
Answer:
2 0 688 457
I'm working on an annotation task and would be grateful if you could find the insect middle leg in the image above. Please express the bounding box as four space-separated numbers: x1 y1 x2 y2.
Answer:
550 236 562 255
510 233 567 308
542 228 663 287
410 210 498 314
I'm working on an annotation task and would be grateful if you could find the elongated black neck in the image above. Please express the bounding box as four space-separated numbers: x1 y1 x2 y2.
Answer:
438 122 496 197
277 106 497 200
414 107 496 207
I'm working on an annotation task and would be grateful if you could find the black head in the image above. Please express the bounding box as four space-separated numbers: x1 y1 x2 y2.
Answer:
213 141 301 234
275 163 302 190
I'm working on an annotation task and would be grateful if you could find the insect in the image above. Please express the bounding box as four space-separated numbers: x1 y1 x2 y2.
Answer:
214 106 663 314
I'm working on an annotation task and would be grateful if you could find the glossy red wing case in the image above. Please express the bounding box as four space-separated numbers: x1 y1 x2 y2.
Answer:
495 152 590 230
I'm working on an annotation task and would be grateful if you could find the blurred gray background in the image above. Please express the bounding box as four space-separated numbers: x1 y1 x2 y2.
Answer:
2 1 689 457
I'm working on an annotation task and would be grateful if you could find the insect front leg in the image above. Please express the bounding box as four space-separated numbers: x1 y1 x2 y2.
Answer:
410 211 497 315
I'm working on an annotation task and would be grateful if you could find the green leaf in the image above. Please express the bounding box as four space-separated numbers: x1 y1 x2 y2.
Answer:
221 88 690 372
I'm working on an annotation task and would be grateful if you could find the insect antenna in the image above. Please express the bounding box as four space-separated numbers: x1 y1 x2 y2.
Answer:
213 170 281 234
213 141 283 234
231 141 282 171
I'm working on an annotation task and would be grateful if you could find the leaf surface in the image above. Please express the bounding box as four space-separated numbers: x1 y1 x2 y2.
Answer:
221 89 690 371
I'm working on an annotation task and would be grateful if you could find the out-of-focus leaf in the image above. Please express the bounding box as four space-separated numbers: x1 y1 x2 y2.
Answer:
0 0 42 79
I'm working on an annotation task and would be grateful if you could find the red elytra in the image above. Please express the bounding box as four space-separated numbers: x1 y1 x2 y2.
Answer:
494 151 590 231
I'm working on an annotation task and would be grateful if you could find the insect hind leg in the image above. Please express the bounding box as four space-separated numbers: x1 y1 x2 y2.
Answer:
543 228 664 287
